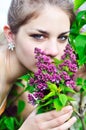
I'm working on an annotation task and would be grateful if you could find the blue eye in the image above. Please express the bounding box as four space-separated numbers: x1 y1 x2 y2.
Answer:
30 34 44 40
58 35 68 42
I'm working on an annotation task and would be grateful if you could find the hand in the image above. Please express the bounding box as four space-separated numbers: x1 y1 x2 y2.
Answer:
19 105 77 130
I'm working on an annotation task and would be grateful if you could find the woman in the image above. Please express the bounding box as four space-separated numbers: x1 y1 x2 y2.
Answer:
0 0 77 129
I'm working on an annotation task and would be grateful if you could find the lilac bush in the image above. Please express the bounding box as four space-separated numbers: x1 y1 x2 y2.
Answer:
28 44 78 113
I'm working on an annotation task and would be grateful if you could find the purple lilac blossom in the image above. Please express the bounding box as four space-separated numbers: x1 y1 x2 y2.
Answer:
28 44 78 105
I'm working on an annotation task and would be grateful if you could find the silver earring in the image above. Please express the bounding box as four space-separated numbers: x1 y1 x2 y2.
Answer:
8 42 15 51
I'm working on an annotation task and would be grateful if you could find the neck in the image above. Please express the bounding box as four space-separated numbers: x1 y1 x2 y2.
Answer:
5 49 28 84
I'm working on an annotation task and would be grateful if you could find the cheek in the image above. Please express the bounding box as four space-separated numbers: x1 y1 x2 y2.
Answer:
16 42 37 71
57 43 68 59
61 43 68 53
22 47 36 68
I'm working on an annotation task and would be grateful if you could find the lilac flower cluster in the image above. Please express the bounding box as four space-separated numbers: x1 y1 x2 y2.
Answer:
28 44 78 105
58 44 78 88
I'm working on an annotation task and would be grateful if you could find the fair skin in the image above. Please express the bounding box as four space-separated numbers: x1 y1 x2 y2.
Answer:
1 5 76 130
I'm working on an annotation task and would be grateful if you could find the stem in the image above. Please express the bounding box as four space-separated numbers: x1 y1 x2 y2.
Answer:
69 102 81 117
69 100 86 130
79 92 83 114
78 92 86 130
79 116 86 130
72 108 86 130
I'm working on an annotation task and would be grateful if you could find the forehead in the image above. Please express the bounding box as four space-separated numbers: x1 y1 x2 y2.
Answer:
22 5 70 34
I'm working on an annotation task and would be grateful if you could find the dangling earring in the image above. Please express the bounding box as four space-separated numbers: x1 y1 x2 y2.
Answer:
8 42 15 51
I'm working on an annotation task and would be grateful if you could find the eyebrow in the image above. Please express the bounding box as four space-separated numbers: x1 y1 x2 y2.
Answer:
60 31 70 35
36 29 70 35
58 31 70 38
36 29 49 35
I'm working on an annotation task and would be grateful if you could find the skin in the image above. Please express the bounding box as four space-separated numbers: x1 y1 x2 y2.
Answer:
19 106 76 130
1 5 77 130
14 6 70 73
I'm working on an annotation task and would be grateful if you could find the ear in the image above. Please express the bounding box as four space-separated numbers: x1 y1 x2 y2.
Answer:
3 25 15 43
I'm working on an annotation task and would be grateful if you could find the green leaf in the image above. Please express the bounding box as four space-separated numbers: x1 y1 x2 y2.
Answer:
54 58 63 66
84 79 86 85
69 11 86 63
47 82 57 92
76 11 86 27
81 85 86 91
67 96 75 101
19 74 30 81
17 100 26 115
42 92 55 100
74 34 86 65
54 98 63 110
25 84 35 93
63 66 69 72
14 118 23 127
59 94 68 106
15 81 25 88
76 77 83 85
74 0 85 10
82 32 86 35
37 100 53 110
64 87 76 93
4 117 14 130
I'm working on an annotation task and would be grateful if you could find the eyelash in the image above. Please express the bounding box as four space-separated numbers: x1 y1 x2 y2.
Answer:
29 33 68 43
58 35 68 42
29 34 46 41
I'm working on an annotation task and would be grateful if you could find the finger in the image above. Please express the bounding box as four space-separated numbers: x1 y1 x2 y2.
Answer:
42 109 73 128
51 116 77 130
37 105 73 121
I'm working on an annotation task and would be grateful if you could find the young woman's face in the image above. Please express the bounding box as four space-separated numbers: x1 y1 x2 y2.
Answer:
14 5 70 72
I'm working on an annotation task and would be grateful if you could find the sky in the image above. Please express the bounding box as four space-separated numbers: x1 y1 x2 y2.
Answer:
0 0 11 31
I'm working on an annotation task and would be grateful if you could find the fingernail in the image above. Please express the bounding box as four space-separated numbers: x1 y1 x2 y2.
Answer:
66 106 73 110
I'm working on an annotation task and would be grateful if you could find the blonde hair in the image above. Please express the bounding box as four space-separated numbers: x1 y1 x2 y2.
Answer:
8 0 75 34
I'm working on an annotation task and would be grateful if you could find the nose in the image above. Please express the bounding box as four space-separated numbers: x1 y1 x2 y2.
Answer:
45 40 59 57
